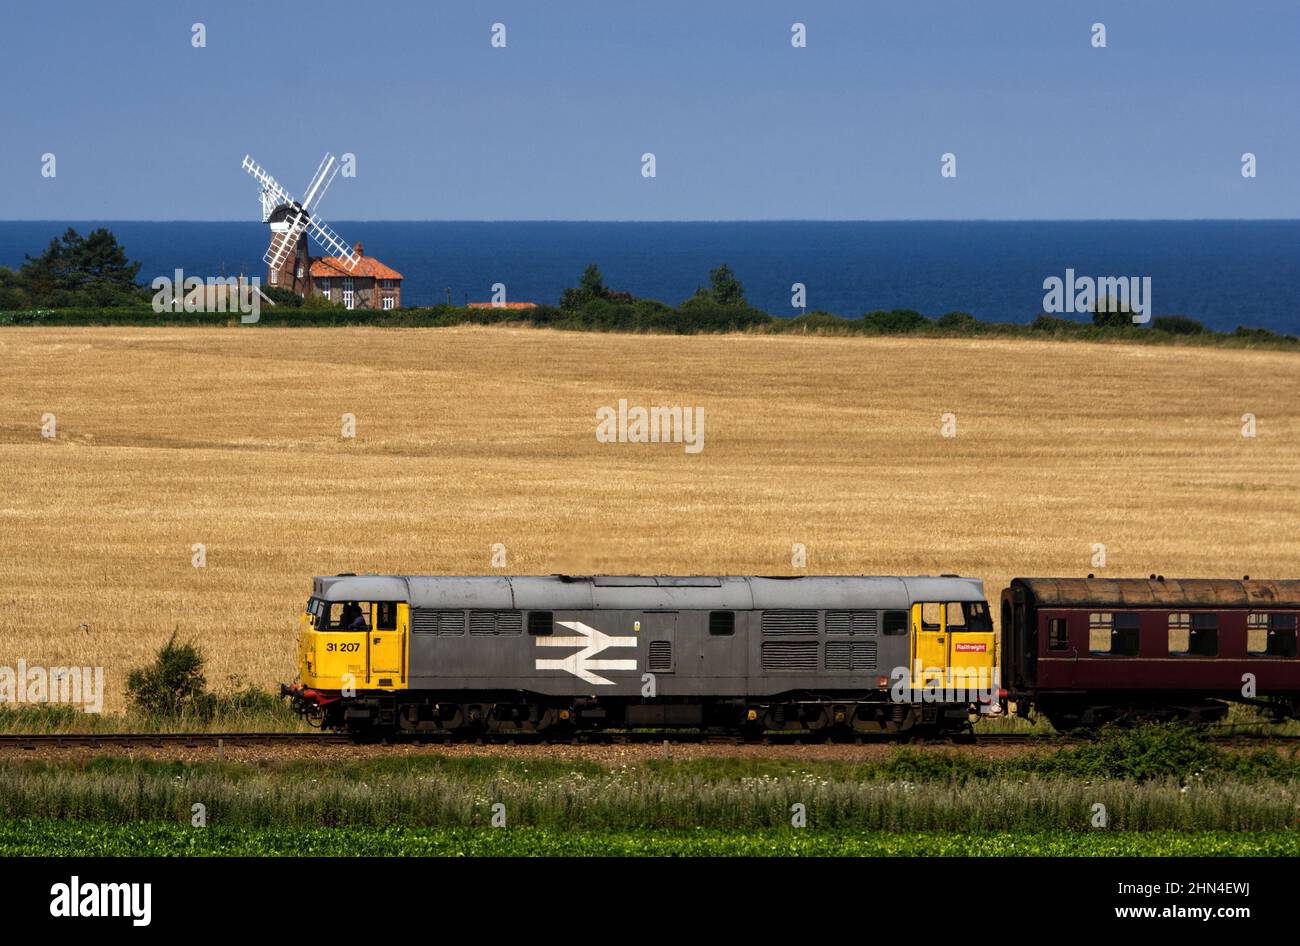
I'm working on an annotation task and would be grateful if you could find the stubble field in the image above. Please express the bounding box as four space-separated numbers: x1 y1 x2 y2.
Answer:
1 326 1297 713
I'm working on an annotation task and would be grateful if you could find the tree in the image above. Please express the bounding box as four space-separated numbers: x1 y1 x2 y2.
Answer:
578 263 607 297
1091 295 1135 328
560 262 634 309
686 264 746 307
19 227 142 304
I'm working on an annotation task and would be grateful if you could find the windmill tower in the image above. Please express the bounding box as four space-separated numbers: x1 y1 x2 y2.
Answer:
241 153 360 293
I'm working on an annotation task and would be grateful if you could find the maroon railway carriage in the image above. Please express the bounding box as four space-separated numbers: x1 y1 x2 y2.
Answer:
1002 577 1300 729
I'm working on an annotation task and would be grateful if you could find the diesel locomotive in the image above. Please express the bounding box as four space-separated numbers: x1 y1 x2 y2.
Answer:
281 573 1300 735
282 573 999 735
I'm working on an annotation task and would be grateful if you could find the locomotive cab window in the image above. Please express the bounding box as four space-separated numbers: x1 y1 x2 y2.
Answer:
709 611 735 636
1248 613 1298 658
947 601 992 631
1047 618 1069 651
528 611 553 636
319 601 373 631
921 602 942 629
1090 612 1139 656
375 602 398 631
882 611 908 635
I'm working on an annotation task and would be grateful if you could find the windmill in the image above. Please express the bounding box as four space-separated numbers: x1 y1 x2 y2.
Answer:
241 153 359 287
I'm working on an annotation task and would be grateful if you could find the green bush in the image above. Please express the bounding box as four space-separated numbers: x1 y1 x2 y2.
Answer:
936 311 978 330
261 286 303 308
1151 315 1205 335
1031 314 1084 333
124 632 212 719
1234 325 1286 341
860 309 929 333
1092 296 1137 328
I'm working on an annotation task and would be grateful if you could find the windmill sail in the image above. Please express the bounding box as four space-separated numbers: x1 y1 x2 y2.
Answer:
242 152 359 274
304 215 360 271
265 210 309 271
241 155 297 223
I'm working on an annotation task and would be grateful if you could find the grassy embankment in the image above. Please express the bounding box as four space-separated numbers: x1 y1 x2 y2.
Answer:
2 728 1299 855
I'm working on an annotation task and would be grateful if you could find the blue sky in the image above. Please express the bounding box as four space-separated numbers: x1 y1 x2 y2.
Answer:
1 0 1296 220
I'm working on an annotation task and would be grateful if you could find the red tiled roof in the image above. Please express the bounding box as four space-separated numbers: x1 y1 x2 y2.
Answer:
309 256 403 280
467 301 538 309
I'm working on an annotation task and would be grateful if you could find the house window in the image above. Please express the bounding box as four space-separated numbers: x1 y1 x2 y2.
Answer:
383 296 395 311
342 290 354 309
270 268 278 285
709 611 735 636
1090 612 1139 656
343 277 353 291
296 265 303 279
381 279 396 290
1248 613 1298 657
1047 618 1069 651
318 278 330 301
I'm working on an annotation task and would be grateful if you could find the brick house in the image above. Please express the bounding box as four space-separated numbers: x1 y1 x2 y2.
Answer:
266 235 403 310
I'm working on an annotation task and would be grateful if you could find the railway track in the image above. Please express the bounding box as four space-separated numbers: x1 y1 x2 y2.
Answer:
1 729 1297 749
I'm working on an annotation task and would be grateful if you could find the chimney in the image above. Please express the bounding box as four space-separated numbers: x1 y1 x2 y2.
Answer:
353 241 364 257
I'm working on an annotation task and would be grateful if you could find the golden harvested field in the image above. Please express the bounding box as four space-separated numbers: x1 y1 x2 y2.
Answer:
1 327 1297 712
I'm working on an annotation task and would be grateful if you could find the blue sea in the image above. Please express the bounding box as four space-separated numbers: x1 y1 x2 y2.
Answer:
2 220 1297 333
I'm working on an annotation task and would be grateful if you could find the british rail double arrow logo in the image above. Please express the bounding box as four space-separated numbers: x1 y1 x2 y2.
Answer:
535 621 637 685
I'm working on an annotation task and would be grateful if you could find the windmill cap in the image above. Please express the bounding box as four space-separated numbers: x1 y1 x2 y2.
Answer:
353 241 364 256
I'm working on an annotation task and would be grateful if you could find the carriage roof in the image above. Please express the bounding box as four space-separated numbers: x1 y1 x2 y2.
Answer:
1011 577 1300 609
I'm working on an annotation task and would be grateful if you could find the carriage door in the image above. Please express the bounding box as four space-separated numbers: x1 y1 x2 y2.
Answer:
912 602 948 688
367 601 405 689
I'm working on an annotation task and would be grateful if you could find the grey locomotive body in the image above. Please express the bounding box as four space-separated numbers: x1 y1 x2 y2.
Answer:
289 573 995 735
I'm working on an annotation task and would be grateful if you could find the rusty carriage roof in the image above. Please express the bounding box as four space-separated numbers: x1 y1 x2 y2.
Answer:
1011 577 1300 609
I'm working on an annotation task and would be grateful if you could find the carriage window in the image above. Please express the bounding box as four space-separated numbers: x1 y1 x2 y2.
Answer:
1248 613 1297 657
709 611 735 636
1090 612 1139 655
1168 613 1191 655
1089 613 1112 653
1047 618 1069 651
883 611 908 635
1189 614 1218 656
921 603 942 629
528 611 553 635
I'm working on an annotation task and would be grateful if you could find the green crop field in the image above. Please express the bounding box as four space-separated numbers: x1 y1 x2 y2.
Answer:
2 819 1295 857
